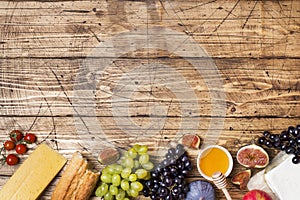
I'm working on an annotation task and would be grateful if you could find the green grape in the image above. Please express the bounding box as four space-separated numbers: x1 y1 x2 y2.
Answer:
132 144 141 152
139 153 149 164
107 165 116 174
134 160 140 169
142 161 154 170
128 174 137 182
109 185 118 195
102 166 110 175
124 198 130 200
104 192 114 200
144 171 151 180
115 164 123 174
128 188 139 197
111 164 123 174
138 145 148 154
116 188 126 200
120 179 130 191
101 173 112 183
112 174 121 186
126 188 131 197
121 168 131 179
123 157 134 168
95 183 108 197
131 181 143 191
128 148 137 158
123 151 130 158
135 168 147 179
118 157 126 167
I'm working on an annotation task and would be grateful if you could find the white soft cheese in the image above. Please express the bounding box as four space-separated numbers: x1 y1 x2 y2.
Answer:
265 155 300 200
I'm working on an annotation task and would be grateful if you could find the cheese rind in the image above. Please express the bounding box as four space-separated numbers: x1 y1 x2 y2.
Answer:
0 144 67 200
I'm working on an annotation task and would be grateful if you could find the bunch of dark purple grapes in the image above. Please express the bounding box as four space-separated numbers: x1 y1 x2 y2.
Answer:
258 125 300 164
142 144 192 200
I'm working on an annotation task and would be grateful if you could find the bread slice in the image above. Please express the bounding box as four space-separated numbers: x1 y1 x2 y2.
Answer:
51 152 100 200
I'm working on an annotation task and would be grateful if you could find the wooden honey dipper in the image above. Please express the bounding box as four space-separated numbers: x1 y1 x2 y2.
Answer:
212 171 232 200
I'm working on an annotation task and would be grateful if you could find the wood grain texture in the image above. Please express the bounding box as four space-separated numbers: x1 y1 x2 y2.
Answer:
0 0 299 199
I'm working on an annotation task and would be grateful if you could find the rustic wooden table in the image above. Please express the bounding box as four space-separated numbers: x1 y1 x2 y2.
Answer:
0 1 299 199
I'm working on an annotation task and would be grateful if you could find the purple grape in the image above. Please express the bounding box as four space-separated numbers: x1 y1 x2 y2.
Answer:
164 176 174 187
280 131 290 141
165 194 174 200
178 193 186 199
265 140 273 147
295 137 300 145
292 156 300 164
273 140 281 149
285 146 296 154
151 171 159 178
184 160 192 168
269 134 276 141
292 128 299 137
280 143 287 151
168 148 176 155
181 169 189 175
273 135 280 142
143 188 150 197
172 186 181 196
174 177 182 184
145 180 153 188
258 137 266 145
159 186 170 197
288 139 297 147
153 183 159 189
263 131 270 137
288 126 295 135
294 148 300 156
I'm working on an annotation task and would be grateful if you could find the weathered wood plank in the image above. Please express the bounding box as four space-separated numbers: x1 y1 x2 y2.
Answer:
0 1 299 58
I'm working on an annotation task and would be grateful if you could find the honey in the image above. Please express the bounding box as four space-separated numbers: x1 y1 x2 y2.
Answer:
199 147 229 178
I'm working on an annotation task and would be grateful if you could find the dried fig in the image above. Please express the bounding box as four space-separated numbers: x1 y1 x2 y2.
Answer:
182 134 201 149
98 147 120 165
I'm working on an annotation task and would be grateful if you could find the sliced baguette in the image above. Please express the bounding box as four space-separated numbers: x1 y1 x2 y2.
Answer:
51 152 99 200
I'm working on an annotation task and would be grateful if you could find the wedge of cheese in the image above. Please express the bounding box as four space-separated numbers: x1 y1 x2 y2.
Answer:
265 155 300 200
0 144 67 200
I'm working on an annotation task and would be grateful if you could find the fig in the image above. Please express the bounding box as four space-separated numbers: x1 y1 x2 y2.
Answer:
243 189 273 200
186 180 215 200
231 169 251 190
98 147 120 165
182 134 201 149
237 144 269 168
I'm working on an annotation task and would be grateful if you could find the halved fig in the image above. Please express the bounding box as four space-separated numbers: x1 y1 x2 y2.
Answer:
182 134 201 149
237 144 269 168
231 169 251 190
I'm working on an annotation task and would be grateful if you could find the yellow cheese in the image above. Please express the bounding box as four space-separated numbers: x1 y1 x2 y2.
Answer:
0 144 67 200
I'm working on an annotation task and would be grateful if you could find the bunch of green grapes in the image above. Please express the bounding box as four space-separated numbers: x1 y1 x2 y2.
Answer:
95 144 154 200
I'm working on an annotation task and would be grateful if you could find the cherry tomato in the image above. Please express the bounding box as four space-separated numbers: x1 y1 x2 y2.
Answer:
10 130 23 142
6 154 19 165
15 144 27 155
24 133 37 144
4 140 15 150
